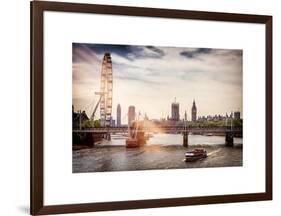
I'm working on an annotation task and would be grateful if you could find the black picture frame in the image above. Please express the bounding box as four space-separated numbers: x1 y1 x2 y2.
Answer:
30 1 272 215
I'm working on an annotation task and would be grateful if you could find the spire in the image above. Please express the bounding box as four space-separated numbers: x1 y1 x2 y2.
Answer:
192 99 196 109
191 99 197 121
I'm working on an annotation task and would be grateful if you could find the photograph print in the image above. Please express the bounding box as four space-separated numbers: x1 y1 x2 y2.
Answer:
72 43 243 173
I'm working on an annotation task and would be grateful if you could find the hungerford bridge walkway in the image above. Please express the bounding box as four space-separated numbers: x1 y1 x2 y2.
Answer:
73 125 242 147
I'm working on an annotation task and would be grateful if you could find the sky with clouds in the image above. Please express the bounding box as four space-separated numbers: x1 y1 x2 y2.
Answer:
72 43 242 123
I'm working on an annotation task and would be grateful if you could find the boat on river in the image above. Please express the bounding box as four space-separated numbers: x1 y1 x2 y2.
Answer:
126 138 140 148
185 148 207 162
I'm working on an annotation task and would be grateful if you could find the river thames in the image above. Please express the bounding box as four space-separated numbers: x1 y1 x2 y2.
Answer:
73 133 242 173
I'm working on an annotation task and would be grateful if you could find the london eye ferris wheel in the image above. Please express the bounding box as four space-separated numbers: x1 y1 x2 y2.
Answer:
91 53 113 127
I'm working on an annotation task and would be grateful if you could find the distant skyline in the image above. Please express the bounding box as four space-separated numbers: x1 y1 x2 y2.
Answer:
72 43 242 124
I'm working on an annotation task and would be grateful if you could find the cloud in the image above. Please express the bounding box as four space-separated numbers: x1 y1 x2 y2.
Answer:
180 48 212 59
145 46 165 58
72 43 100 63
74 43 166 62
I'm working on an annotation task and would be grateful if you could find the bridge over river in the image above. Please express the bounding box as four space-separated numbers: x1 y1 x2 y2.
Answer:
73 125 242 148
74 125 241 134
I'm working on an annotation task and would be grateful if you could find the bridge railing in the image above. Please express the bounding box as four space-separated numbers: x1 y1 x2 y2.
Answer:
73 125 242 133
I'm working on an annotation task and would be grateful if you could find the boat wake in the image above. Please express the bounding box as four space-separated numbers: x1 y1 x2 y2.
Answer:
207 149 222 157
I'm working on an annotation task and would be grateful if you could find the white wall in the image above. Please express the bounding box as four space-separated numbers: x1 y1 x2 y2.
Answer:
0 0 280 215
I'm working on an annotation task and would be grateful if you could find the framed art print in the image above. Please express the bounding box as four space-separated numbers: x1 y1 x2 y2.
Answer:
31 1 272 215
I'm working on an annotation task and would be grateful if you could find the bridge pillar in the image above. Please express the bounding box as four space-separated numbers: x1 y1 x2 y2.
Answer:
104 133 111 141
225 132 234 147
85 133 95 147
107 133 111 141
183 132 188 147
